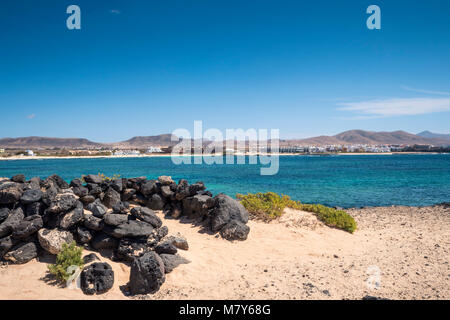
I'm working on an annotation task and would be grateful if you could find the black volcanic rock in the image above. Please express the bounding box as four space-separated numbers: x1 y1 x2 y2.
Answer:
0 207 10 223
3 241 38 264
109 220 154 238
84 174 103 184
102 187 121 208
20 189 43 204
12 174 26 183
80 262 114 295
0 182 23 204
129 251 165 295
83 214 104 231
0 207 25 238
11 214 43 239
130 207 162 228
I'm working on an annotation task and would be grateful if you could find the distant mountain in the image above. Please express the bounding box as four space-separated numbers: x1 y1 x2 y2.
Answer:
417 131 450 141
1 130 449 149
282 130 450 146
0 137 102 149
115 134 180 147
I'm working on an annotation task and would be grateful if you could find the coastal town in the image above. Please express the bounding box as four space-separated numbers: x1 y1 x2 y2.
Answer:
1 142 449 159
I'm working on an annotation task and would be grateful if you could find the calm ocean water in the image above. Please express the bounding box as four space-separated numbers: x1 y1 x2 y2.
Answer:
0 154 449 208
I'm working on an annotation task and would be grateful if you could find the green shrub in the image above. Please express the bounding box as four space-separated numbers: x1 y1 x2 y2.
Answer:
48 241 84 282
236 192 299 220
237 192 357 233
298 203 357 233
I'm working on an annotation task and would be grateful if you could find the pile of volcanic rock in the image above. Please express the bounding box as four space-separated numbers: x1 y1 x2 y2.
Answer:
0 173 250 295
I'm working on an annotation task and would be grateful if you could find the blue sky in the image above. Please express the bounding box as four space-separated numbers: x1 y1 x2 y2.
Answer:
0 0 449 142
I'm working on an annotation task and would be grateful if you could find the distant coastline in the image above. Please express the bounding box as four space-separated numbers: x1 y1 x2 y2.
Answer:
0 152 443 161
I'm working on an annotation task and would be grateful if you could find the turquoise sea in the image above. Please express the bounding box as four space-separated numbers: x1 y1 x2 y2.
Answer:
0 154 449 208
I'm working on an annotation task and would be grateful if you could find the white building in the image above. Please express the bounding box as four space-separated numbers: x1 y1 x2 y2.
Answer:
26 150 35 156
147 147 163 153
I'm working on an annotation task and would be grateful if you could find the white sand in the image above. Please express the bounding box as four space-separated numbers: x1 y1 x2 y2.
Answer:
0 206 448 300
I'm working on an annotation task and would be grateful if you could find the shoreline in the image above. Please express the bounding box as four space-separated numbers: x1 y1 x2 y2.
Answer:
0 152 443 161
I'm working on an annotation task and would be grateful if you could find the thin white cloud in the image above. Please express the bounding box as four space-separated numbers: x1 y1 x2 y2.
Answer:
27 114 36 119
337 97 450 118
402 85 450 96
109 9 121 14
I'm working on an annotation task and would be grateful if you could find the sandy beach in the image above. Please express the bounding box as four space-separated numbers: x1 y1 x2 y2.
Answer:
0 204 448 300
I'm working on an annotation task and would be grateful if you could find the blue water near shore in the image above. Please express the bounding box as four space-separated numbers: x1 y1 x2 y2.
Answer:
0 154 449 208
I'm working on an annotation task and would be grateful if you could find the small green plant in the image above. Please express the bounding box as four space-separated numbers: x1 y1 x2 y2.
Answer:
237 192 357 233
98 172 121 181
79 172 121 183
48 241 84 282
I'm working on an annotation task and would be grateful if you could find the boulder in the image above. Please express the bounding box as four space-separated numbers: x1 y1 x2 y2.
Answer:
58 201 83 229
70 179 83 188
110 179 123 193
219 220 250 241
164 234 189 250
80 262 114 295
109 220 154 238
182 194 214 220
155 241 177 255
76 226 94 244
112 201 129 214
129 252 165 295
158 176 174 186
83 214 104 231
115 237 150 262
0 207 9 223
47 192 78 214
28 177 42 190
86 200 108 218
91 232 119 250
20 189 43 204
38 228 74 254
159 254 190 273
47 174 70 189
147 193 165 210
12 215 43 239
25 202 46 216
80 195 96 205
140 180 157 197
87 183 102 197
188 181 206 196
121 188 136 202
0 207 25 238
160 186 174 198
103 213 130 226
84 174 103 184
12 174 26 183
3 241 38 264
210 194 249 232
41 185 58 206
147 226 169 247
130 207 162 228
102 188 121 209
0 182 23 204
72 186 88 198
